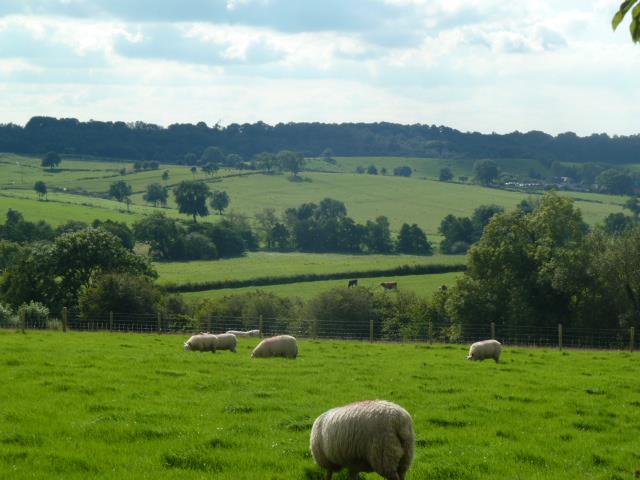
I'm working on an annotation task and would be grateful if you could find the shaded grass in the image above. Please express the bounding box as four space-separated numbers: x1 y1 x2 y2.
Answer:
0 330 638 479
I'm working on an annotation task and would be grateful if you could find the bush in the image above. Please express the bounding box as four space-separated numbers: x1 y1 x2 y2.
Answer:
0 302 16 327
182 232 218 260
449 241 470 255
17 301 49 329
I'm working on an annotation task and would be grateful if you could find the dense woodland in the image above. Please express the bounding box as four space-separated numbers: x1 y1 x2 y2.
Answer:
1 116 639 164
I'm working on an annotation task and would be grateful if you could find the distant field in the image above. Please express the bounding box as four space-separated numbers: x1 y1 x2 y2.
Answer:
182 271 463 301
0 154 627 235
155 252 465 285
0 330 638 479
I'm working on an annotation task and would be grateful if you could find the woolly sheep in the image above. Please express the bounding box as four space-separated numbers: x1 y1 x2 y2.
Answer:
226 329 261 337
310 400 415 480
467 339 502 363
184 334 217 352
251 335 298 358
184 333 237 353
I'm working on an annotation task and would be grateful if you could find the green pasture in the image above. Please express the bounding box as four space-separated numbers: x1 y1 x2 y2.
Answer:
182 271 462 301
0 330 637 479
155 252 465 286
0 154 628 236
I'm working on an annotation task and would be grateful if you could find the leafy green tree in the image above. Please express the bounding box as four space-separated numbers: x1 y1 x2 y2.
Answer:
183 153 198 165
471 204 504 241
210 190 230 214
133 213 185 259
364 216 393 253
92 219 135 250
181 232 218 260
603 213 635 235
190 166 197 177
439 214 474 254
612 0 640 43
0 209 54 243
276 150 305 176
162 170 170 182
108 180 133 211
224 153 243 167
34 181 47 200
78 273 162 320
133 161 142 171
41 151 61 169
201 162 218 176
473 160 499 186
54 220 88 236
355 165 365 174
173 181 210 222
597 169 634 195
397 223 432 255
393 166 412 177
0 240 22 272
201 146 225 165
143 183 168 207
439 167 453 182
322 148 335 164
255 208 279 248
367 165 378 175
624 196 640 218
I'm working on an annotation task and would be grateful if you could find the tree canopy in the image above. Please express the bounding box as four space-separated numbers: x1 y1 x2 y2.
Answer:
173 181 210 222
612 0 640 43
41 151 61 169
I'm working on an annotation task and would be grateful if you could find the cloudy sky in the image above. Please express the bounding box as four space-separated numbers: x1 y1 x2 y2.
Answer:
0 0 638 135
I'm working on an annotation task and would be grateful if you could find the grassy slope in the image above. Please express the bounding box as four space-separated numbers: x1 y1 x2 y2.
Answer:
182 271 463 301
0 330 638 479
1 154 626 235
155 252 465 285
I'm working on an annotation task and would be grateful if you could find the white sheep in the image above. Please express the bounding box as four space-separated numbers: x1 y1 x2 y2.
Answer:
184 333 217 352
467 339 502 363
226 329 261 337
184 333 237 353
310 400 415 480
251 335 298 358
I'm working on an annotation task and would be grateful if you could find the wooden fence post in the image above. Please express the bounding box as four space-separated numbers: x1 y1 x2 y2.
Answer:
62 307 68 332
490 322 496 340
109 311 114 332
312 318 318 339
369 318 374 343
558 324 563 351
20 309 25 334
259 315 263 337
630 326 635 352
157 312 162 334
428 320 433 344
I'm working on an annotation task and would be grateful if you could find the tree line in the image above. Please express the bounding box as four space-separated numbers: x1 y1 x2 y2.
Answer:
3 116 640 165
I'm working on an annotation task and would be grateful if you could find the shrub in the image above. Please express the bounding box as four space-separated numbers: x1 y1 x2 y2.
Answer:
0 302 16 327
182 233 218 260
17 301 49 329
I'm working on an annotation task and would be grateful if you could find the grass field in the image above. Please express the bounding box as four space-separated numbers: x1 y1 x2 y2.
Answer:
0 154 627 236
0 330 638 479
182 272 463 301
155 252 466 285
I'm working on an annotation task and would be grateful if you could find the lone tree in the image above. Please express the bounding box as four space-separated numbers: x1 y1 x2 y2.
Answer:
174 181 210 222
34 181 47 200
612 1 640 42
41 152 61 170
143 183 168 207
473 160 499 186
109 180 133 211
439 167 454 182
162 170 170 182
210 190 230 215
277 150 305 177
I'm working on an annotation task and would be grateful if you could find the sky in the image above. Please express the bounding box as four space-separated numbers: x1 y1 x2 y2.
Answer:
0 0 638 135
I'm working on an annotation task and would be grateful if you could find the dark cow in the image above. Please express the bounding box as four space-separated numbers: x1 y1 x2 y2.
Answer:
380 281 398 290
348 279 358 288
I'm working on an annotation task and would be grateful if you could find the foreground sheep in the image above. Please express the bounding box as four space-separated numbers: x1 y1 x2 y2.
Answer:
184 333 237 353
226 329 261 337
310 400 415 480
251 335 298 358
467 339 502 362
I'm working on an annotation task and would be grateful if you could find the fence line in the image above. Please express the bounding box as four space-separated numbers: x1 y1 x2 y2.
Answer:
1 311 637 352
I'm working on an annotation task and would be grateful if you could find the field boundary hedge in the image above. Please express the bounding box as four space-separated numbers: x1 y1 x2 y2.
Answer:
162 263 467 293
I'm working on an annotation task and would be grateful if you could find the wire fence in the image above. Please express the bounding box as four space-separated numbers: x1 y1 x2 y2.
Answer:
2 309 636 352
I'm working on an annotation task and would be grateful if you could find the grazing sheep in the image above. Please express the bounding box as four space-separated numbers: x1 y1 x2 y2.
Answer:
310 400 415 480
184 333 237 353
184 334 217 352
212 333 237 353
251 335 298 358
467 339 502 363
226 329 261 338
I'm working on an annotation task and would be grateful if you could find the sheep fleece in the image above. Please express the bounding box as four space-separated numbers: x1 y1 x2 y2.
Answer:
183 334 217 352
310 400 415 480
251 335 298 358
212 333 237 352
467 339 502 362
